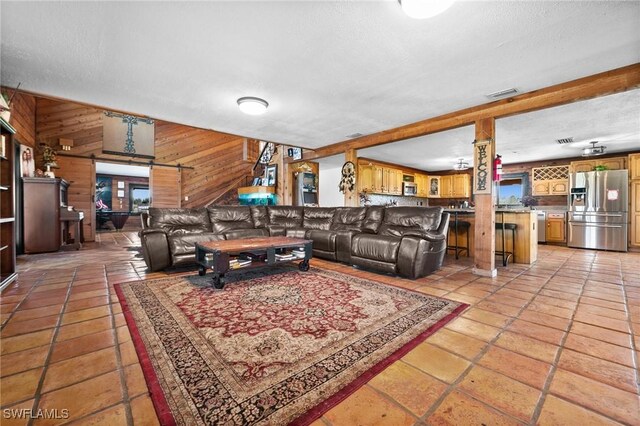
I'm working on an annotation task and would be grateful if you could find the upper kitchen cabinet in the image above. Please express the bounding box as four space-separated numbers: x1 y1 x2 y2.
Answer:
414 173 429 197
437 174 470 198
427 176 441 198
356 162 404 195
570 156 626 173
628 153 640 180
531 165 569 196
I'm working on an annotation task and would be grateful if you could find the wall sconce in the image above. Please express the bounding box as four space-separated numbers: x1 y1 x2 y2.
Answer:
59 138 73 151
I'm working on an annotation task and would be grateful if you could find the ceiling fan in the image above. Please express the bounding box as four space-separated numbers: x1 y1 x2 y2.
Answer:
581 141 606 157
453 158 470 170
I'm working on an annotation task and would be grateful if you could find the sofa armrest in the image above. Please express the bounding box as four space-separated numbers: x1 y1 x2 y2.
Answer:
139 228 172 272
402 230 446 242
268 225 287 237
335 230 359 263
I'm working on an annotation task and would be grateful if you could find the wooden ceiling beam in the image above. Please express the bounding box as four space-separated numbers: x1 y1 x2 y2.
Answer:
300 63 640 161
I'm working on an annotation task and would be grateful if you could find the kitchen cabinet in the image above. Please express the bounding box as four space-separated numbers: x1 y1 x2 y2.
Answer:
357 164 403 195
435 174 470 198
383 167 402 195
531 165 569 196
629 153 640 180
546 212 566 243
452 174 470 198
440 175 453 197
631 180 640 248
372 165 384 193
358 165 374 193
550 180 569 195
570 156 626 173
414 173 429 197
630 153 640 249
428 176 440 198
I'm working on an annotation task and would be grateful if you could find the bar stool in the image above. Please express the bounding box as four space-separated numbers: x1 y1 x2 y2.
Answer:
495 222 517 266
448 219 471 259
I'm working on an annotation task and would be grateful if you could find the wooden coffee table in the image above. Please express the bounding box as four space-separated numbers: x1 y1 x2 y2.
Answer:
195 236 313 289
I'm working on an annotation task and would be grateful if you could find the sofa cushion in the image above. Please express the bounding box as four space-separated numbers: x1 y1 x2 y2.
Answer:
307 230 337 252
303 207 336 230
250 206 269 228
148 208 211 235
363 206 385 234
224 228 269 240
351 234 401 263
167 233 224 257
284 228 307 239
378 207 443 238
331 207 366 232
268 206 304 228
207 206 254 234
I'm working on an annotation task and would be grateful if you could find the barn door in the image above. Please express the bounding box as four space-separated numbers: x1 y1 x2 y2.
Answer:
150 166 181 207
57 156 96 241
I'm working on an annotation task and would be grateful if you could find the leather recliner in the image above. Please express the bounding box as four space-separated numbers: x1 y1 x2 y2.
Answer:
139 205 448 279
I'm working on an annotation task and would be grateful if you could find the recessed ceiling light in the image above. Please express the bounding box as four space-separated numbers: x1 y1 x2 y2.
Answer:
237 97 269 115
398 0 455 19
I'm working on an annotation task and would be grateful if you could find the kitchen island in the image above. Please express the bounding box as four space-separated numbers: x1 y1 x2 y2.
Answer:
446 209 538 264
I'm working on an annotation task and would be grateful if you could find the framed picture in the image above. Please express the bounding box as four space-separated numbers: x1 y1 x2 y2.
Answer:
265 165 277 186
19 144 35 178
117 181 125 189
117 190 125 198
289 147 302 161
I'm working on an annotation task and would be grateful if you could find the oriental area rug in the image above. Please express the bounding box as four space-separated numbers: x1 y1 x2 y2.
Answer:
115 266 467 425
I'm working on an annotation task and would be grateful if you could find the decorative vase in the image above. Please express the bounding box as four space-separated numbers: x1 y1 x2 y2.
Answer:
44 164 55 178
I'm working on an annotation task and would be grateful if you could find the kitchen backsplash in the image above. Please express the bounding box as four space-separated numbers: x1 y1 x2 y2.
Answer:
361 194 429 207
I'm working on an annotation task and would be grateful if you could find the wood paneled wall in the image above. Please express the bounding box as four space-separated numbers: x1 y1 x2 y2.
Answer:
34 97 260 209
57 156 96 242
3 91 36 149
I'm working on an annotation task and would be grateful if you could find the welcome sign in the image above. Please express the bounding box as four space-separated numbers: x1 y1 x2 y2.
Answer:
473 139 492 195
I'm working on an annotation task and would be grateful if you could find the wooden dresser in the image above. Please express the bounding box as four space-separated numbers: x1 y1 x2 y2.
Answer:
23 177 69 253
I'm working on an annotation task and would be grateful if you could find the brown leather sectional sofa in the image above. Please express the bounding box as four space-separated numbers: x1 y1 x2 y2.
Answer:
140 205 449 279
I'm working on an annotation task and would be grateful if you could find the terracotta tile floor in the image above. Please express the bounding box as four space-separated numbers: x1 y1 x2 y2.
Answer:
1 232 639 425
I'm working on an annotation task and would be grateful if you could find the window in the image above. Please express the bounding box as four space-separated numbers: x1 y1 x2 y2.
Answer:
498 172 529 206
130 185 150 212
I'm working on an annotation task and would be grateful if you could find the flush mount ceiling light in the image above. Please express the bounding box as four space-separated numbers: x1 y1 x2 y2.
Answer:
582 141 606 157
453 158 470 170
398 0 455 19
237 97 269 115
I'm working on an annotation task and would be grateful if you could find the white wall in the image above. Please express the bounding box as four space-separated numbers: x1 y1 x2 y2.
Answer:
318 155 344 207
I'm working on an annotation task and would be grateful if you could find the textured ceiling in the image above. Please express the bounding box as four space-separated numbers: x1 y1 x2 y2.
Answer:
1 1 639 155
359 89 640 171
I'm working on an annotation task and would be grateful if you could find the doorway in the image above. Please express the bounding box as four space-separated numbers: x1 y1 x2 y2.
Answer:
95 162 149 232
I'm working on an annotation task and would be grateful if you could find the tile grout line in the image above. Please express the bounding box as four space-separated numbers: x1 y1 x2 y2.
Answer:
416 260 562 424
527 252 592 424
0 272 47 333
618 263 640 397
105 263 136 426
25 268 78 426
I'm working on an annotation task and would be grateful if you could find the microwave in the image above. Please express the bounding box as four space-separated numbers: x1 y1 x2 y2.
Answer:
403 182 417 196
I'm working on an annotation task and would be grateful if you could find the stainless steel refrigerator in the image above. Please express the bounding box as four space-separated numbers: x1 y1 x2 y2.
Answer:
568 169 628 252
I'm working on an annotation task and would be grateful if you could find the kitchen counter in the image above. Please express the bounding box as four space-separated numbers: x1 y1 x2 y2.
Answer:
445 209 538 264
